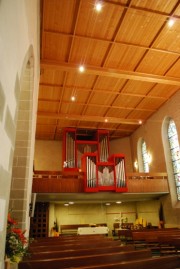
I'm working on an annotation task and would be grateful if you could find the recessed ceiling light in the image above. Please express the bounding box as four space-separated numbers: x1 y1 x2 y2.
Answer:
71 96 76 101
139 120 142 124
168 18 175 27
64 203 69 206
79 65 85 73
95 2 102 12
116 201 122 204
105 118 108 122
105 203 110 206
69 201 74 205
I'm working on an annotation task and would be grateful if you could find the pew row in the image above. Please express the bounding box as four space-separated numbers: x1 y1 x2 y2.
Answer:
29 239 121 253
26 245 135 260
30 234 110 246
67 256 180 269
19 249 152 269
118 228 180 255
118 228 180 241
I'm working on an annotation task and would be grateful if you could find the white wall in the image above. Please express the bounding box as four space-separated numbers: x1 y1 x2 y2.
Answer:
130 90 180 225
131 91 180 173
0 1 40 268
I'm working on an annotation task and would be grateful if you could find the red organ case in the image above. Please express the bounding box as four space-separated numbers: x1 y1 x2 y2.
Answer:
62 128 127 193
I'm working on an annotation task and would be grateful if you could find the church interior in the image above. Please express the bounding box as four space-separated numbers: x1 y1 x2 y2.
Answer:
1 0 180 268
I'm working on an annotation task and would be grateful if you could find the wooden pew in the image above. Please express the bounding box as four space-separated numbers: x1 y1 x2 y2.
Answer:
29 240 122 253
131 230 180 241
157 235 180 255
31 234 110 246
19 249 152 269
117 228 180 256
119 229 180 244
128 229 180 255
33 234 105 241
68 255 180 269
157 235 180 245
118 228 179 239
26 245 135 260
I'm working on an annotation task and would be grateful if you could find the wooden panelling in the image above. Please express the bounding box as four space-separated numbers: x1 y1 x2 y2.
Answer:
32 178 84 193
32 172 169 194
127 178 169 193
38 0 180 140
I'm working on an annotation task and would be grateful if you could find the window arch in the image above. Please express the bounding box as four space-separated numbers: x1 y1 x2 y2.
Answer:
167 119 180 201
141 139 149 173
137 138 149 172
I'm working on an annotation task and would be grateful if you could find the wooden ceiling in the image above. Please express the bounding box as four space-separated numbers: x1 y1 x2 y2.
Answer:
37 0 180 141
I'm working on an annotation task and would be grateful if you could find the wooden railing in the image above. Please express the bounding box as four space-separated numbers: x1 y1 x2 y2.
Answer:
126 173 169 193
126 173 168 180
32 171 169 194
32 170 84 193
33 170 84 179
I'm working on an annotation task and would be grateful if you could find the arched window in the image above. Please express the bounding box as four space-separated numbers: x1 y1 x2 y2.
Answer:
167 119 180 201
141 139 149 173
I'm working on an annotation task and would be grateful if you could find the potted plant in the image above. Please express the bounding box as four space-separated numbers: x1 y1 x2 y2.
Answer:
5 213 30 266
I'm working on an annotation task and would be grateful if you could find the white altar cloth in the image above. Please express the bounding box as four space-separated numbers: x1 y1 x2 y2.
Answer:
77 226 109 235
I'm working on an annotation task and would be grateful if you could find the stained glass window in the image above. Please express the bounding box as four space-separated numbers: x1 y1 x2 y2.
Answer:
141 140 149 173
167 119 180 201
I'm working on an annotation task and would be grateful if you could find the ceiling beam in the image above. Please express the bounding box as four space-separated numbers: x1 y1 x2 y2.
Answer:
36 124 134 133
38 98 155 112
41 60 180 86
37 112 141 125
39 83 168 100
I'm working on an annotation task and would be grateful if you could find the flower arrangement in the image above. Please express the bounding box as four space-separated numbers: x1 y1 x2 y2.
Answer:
5 213 30 263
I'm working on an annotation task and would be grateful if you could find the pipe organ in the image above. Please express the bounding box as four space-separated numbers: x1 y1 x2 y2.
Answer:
98 131 109 162
64 131 76 168
63 128 127 193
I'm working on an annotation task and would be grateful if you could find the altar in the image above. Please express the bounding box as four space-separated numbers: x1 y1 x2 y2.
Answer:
77 226 109 235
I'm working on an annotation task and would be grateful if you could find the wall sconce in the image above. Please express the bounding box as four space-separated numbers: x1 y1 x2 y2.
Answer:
134 160 138 170
147 153 152 164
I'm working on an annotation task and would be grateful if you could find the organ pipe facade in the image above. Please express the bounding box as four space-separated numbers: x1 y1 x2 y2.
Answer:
63 128 127 192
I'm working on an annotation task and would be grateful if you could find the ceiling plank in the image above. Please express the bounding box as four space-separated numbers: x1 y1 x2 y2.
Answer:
41 60 180 86
39 83 168 100
42 30 180 57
